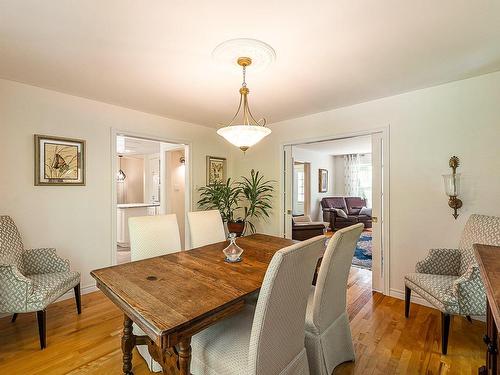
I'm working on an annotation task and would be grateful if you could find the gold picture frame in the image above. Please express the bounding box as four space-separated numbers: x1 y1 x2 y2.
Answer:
318 168 328 193
34 134 86 186
206 156 227 185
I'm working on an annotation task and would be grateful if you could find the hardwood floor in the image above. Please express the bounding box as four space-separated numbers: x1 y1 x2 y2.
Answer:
0 268 485 374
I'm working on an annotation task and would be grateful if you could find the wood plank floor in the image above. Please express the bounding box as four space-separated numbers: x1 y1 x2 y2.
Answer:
0 267 485 374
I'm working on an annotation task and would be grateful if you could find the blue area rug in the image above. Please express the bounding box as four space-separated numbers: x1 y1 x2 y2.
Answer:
352 231 372 270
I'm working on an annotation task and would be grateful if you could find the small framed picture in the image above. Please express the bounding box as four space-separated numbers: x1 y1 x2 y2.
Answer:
318 168 328 193
206 156 227 185
34 134 85 186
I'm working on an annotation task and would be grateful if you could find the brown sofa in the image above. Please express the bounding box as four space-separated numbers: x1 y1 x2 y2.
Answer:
320 196 372 230
292 215 329 241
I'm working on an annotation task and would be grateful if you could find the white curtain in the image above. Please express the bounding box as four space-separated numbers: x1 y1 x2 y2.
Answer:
344 154 360 196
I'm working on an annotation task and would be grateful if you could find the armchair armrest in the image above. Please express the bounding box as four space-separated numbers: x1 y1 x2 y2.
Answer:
0 264 32 312
23 248 70 275
415 248 461 275
452 265 487 316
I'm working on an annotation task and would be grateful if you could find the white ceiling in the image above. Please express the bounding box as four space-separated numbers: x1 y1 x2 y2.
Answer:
118 136 181 156
295 135 372 156
1 1 499 127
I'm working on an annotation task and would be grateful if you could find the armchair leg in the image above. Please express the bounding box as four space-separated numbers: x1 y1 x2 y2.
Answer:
441 313 451 355
405 286 411 318
74 283 82 314
37 309 46 349
466 315 472 323
11 313 18 323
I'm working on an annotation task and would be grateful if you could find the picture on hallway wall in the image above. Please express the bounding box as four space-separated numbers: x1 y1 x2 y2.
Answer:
34 134 86 186
206 156 227 185
318 168 328 193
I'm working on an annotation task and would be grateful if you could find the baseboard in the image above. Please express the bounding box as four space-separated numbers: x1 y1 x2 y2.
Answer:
0 283 98 319
390 288 434 308
389 288 486 322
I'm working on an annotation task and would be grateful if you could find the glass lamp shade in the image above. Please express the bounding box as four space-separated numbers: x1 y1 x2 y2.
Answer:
117 169 126 182
217 125 271 151
442 173 460 197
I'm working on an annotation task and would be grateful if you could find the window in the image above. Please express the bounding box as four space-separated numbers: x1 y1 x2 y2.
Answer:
297 170 305 203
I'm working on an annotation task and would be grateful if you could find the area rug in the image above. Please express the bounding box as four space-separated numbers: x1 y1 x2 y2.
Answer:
352 231 372 270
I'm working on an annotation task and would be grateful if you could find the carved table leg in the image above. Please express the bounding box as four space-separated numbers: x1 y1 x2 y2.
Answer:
122 314 136 375
178 337 192 375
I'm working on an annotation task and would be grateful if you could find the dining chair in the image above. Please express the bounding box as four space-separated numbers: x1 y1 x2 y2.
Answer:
0 215 81 349
304 223 363 375
190 235 325 375
128 214 181 372
187 210 226 249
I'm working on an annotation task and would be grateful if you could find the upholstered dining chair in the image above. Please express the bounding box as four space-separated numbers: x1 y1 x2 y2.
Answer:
305 223 364 375
187 210 226 249
405 214 500 354
190 235 325 375
128 214 182 372
0 215 81 349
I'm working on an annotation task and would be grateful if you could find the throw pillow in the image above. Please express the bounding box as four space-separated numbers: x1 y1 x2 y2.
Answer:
334 208 348 219
359 207 372 217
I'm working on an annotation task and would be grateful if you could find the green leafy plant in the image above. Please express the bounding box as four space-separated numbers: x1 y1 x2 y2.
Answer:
197 179 242 222
197 170 275 235
237 169 275 235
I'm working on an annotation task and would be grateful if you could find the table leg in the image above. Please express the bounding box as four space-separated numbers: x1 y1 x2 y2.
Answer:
122 314 135 375
178 337 192 375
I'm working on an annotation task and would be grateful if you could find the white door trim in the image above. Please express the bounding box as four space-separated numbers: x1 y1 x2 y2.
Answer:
110 128 192 265
279 126 391 295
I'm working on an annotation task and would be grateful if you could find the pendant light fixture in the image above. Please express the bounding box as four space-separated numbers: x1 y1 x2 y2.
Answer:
214 39 275 152
117 155 126 182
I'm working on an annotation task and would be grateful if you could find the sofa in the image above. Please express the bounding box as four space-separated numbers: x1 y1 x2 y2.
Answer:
292 215 329 241
321 196 372 230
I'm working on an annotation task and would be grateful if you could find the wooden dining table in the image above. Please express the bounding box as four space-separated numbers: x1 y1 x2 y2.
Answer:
90 233 299 375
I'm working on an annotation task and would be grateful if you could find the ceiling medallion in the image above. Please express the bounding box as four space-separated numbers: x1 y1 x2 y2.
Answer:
214 39 275 152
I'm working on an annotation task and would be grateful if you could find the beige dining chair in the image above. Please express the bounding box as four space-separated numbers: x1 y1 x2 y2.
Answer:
128 214 182 372
305 223 363 375
190 235 325 375
187 210 226 249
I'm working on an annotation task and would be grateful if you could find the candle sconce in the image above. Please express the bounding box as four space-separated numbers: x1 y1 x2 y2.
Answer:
442 156 462 219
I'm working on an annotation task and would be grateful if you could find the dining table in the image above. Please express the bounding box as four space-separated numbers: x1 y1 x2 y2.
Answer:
90 233 302 375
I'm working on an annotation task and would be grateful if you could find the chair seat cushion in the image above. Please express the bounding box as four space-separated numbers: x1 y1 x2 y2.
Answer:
191 304 255 375
404 273 459 314
27 271 80 311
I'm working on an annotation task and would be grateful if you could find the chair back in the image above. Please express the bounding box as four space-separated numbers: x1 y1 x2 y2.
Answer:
308 224 363 334
458 214 500 275
0 216 25 274
128 214 181 261
248 235 325 374
187 210 226 249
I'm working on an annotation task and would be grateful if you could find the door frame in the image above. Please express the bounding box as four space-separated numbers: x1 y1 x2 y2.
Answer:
279 126 390 295
110 128 192 265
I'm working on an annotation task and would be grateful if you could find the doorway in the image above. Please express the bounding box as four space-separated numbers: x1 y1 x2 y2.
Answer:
282 130 389 294
112 133 190 265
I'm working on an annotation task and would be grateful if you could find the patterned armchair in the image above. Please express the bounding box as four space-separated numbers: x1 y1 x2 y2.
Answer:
0 216 81 349
404 214 500 354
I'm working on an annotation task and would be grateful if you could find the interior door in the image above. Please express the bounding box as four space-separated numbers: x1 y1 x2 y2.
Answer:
283 145 293 238
371 132 384 292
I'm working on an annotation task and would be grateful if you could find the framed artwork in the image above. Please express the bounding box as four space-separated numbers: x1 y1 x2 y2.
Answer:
206 156 227 185
34 134 86 186
318 168 328 193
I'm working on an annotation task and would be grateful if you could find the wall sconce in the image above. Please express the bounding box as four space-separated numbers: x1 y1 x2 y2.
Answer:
179 156 186 164
442 156 462 219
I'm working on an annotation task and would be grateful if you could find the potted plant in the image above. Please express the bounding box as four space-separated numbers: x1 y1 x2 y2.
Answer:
238 169 275 235
197 170 275 237
197 179 245 236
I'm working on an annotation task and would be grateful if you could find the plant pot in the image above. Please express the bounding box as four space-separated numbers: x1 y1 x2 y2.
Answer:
227 220 245 237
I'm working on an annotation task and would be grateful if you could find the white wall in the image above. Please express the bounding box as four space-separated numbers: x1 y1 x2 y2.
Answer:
0 79 233 293
233 71 500 297
292 148 334 221
333 155 345 195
